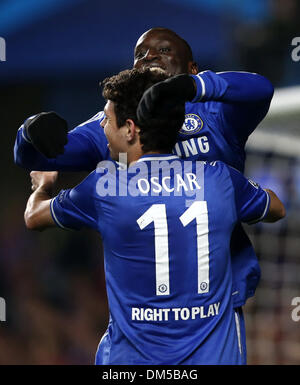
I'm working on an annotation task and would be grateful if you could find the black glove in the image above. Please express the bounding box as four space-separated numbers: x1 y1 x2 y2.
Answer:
137 74 196 123
24 111 68 158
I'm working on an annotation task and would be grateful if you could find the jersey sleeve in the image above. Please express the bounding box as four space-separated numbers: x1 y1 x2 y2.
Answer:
190 71 274 145
50 171 99 231
227 165 270 224
14 112 110 171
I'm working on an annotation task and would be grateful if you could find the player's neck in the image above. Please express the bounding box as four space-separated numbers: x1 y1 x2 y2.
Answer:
143 151 163 156
128 150 168 167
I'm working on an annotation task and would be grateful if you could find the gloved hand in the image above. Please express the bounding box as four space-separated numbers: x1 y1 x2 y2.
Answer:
137 74 196 123
24 111 68 158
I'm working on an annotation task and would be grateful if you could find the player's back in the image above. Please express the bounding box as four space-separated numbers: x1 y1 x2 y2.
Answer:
94 154 243 365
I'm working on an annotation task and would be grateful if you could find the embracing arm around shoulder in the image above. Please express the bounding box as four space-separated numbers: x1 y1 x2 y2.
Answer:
14 112 108 171
191 71 274 143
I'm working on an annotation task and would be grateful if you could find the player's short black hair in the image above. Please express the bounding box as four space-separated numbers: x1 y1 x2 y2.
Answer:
102 68 185 153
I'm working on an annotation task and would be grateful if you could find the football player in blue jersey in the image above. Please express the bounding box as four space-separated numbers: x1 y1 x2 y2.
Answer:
24 68 284 365
15 27 275 362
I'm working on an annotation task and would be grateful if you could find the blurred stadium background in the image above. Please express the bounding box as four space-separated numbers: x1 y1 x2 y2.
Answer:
0 0 299 365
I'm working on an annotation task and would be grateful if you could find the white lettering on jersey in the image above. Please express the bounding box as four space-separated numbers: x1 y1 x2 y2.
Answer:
174 143 182 157
186 173 201 190
197 137 210 153
137 178 150 194
132 308 171 321
182 138 198 157
137 173 201 194
131 302 220 322
161 177 173 193
174 136 210 158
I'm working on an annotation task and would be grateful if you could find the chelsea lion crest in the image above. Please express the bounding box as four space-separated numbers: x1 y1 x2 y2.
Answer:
180 114 203 135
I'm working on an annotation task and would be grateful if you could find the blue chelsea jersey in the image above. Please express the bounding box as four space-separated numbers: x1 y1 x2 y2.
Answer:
175 101 246 171
50 155 270 364
14 71 274 175
14 71 274 307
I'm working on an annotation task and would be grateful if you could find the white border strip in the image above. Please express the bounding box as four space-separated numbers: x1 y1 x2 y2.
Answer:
21 125 32 143
50 198 70 230
137 155 180 163
235 310 242 355
196 74 206 100
77 111 105 127
247 190 270 225
268 85 300 116
246 130 300 158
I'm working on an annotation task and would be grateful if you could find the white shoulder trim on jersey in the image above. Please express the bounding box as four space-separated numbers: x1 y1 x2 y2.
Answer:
216 71 258 75
247 190 270 225
20 114 40 143
77 111 105 127
50 198 71 230
234 310 242 355
21 125 32 143
196 74 206 100
137 155 180 163
26 114 38 121
95 329 109 361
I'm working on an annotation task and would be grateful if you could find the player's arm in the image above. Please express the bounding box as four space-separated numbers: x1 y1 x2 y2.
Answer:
191 71 274 143
262 188 286 222
24 171 57 231
14 112 109 171
227 165 285 224
137 71 274 144
24 171 99 231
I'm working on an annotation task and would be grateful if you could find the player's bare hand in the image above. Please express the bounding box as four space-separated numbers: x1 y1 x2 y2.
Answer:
30 171 58 192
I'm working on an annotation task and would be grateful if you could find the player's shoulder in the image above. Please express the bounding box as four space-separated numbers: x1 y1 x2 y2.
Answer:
203 160 237 183
81 163 121 186
202 161 248 203
186 94 223 119
203 160 228 172
77 111 105 127
71 169 100 195
216 70 257 76
70 111 105 135
205 161 245 181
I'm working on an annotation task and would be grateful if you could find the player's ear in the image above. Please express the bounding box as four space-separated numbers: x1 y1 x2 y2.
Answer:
189 61 198 75
125 119 138 142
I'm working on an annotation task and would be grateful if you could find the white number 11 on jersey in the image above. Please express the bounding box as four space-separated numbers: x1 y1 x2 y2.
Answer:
137 201 209 296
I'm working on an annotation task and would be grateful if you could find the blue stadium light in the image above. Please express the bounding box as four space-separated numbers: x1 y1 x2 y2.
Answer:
0 0 84 35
